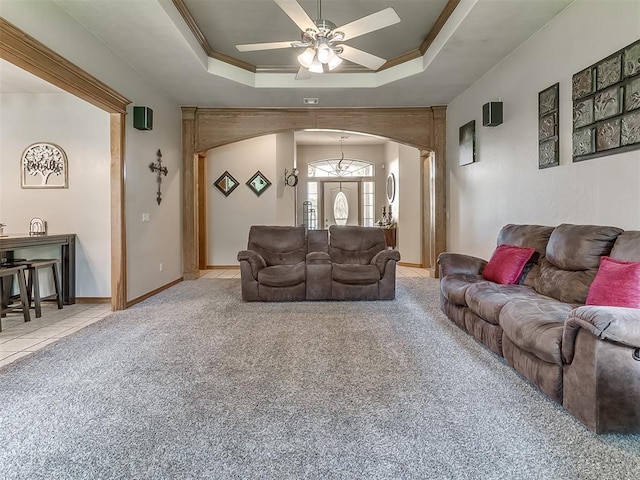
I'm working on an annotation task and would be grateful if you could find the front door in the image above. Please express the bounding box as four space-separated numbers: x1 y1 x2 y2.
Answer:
323 181 359 228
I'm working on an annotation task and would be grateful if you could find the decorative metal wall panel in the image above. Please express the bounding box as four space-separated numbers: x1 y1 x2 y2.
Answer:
572 38 640 162
538 83 559 168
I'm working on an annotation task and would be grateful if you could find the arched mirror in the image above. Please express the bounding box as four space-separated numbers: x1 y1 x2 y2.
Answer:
386 173 396 203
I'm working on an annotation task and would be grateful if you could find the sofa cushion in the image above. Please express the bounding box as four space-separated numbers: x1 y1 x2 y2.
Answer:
465 282 542 326
332 264 380 285
500 299 573 365
482 244 535 284
248 225 307 266
257 262 305 287
609 231 640 261
546 224 622 271
529 224 623 304
497 224 554 258
329 226 386 265
586 257 640 308
440 274 487 306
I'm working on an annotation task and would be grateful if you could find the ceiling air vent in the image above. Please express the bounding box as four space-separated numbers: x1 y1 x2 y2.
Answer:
303 98 319 105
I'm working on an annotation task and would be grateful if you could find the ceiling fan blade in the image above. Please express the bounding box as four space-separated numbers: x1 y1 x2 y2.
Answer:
295 66 312 80
236 41 298 52
274 0 317 32
338 45 386 70
335 8 401 41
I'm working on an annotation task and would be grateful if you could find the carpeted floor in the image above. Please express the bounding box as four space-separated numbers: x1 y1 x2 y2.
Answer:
0 277 638 479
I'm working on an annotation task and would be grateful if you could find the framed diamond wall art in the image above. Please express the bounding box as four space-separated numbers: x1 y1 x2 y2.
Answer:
246 171 272 196
213 171 239 197
572 38 640 162
538 83 559 169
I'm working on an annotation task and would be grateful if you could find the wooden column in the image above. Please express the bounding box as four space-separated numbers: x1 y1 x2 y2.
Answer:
421 150 432 269
182 107 198 280
430 106 447 277
197 153 207 270
110 113 127 309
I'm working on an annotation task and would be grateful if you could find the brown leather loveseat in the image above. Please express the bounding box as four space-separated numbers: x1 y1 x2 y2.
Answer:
238 225 400 302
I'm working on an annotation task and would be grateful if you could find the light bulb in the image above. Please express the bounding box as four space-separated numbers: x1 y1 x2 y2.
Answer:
328 55 343 71
317 43 333 64
297 48 315 68
309 58 323 73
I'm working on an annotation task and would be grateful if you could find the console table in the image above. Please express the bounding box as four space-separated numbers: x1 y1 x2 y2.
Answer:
0 233 76 305
382 227 397 249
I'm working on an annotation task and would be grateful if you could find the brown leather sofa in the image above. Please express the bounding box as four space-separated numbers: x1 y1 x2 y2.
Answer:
438 224 640 434
238 225 400 302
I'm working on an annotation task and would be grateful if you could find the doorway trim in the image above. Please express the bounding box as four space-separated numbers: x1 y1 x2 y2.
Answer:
183 107 446 278
0 18 131 310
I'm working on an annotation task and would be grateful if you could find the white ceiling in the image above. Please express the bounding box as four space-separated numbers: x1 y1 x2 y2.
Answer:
45 0 573 108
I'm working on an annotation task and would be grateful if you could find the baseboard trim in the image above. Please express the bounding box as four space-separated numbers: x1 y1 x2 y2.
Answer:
205 265 240 270
398 262 423 268
76 297 111 304
126 277 183 308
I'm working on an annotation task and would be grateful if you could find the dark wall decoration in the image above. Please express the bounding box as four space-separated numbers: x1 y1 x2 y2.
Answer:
572 39 640 162
459 120 476 166
149 149 168 205
213 171 239 197
539 83 560 168
246 171 272 196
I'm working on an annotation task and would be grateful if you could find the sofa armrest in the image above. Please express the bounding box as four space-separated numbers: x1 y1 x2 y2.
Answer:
371 249 401 275
237 250 266 280
306 251 331 264
437 252 487 278
562 306 640 363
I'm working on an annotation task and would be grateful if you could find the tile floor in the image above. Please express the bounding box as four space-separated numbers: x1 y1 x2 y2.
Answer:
0 266 431 368
0 302 111 368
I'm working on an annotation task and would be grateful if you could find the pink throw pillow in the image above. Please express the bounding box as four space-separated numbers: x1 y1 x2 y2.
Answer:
586 256 640 308
482 244 536 285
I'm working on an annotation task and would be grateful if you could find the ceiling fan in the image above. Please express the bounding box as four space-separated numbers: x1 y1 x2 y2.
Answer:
235 0 401 79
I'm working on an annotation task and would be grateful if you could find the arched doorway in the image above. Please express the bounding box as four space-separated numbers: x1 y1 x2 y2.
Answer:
182 107 447 278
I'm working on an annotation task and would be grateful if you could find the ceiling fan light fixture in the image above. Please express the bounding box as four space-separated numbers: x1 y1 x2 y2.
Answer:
298 48 316 68
316 43 334 64
327 55 342 71
309 58 324 73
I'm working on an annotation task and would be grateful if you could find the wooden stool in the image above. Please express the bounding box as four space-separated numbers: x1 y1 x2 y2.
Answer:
23 259 63 318
0 265 31 331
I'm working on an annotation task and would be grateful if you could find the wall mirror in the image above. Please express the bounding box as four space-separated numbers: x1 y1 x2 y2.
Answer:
386 173 396 203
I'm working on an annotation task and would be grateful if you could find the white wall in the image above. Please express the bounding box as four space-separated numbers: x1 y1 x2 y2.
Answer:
446 0 640 260
206 134 294 266
2 1 183 301
397 144 421 264
0 93 111 297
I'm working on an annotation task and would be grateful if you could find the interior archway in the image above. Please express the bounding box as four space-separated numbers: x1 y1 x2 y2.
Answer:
183 107 447 278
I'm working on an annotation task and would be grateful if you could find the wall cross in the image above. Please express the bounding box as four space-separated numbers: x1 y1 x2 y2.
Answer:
149 149 168 205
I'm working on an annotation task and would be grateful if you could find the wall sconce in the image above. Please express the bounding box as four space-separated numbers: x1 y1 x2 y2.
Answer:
284 168 298 187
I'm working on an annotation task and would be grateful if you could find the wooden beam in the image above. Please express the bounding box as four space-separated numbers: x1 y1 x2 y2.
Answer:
0 18 130 113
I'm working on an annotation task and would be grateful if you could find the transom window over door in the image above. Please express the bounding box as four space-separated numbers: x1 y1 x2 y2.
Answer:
307 159 374 177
